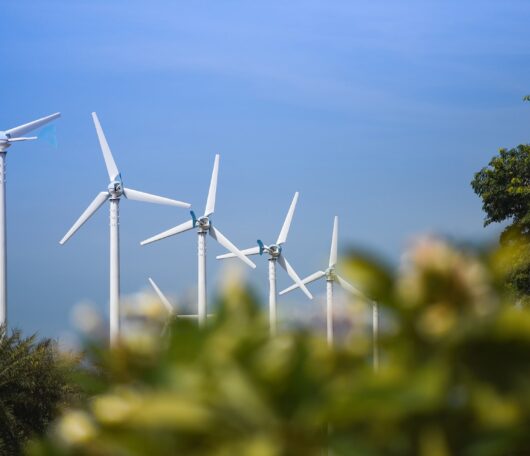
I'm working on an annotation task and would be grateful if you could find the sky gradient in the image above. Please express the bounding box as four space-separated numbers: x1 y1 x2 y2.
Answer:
2 0 530 340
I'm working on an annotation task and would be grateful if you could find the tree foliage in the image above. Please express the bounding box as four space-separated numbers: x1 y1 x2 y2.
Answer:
28 239 530 455
0 329 78 455
471 144 530 301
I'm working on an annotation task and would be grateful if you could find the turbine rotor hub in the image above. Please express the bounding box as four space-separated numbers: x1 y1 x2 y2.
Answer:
325 267 336 281
197 216 210 231
268 244 282 258
108 179 123 198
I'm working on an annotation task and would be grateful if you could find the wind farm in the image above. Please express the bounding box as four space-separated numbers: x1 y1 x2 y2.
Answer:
0 111 367 345
0 108 463 453
4 1 530 453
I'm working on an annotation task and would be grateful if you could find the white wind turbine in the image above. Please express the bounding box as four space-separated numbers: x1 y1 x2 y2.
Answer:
217 192 313 336
279 216 379 365
0 112 61 328
60 112 190 347
141 154 256 327
148 277 213 334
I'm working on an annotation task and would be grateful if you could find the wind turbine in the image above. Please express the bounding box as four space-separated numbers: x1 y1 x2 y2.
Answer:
148 277 213 334
141 154 256 327
279 216 378 362
60 112 190 347
217 192 313 336
0 112 61 328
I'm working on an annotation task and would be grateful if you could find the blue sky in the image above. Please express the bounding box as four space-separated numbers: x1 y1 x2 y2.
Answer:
2 0 530 339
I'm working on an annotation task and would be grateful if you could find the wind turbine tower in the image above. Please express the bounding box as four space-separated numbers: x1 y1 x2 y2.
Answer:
0 112 61 328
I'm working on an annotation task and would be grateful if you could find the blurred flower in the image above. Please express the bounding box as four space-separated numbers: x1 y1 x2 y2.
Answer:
123 291 168 321
122 330 160 355
70 300 103 336
56 411 96 446
398 236 496 318
416 303 457 339
92 389 138 425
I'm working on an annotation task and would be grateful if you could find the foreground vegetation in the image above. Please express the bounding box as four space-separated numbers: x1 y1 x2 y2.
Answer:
0 330 78 455
23 238 530 455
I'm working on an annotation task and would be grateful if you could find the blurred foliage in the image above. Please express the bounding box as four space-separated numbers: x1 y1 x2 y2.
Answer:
0 329 79 455
28 239 530 455
471 144 530 304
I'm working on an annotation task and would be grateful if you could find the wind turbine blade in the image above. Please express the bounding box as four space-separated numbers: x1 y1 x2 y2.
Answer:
7 137 38 143
279 270 326 295
204 154 219 216
336 274 364 298
5 112 60 138
148 277 174 315
123 187 190 208
276 192 299 245
59 192 109 244
209 226 256 269
329 216 338 267
277 255 313 299
140 219 195 246
216 245 261 260
91 112 120 181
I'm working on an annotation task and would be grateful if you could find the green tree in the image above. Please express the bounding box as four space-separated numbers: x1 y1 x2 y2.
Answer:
0 329 78 455
471 144 530 302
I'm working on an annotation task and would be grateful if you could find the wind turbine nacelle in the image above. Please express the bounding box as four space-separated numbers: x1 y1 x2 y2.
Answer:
108 180 123 198
0 131 11 152
0 132 9 150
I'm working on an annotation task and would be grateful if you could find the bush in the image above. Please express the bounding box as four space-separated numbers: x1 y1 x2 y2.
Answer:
28 239 530 455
